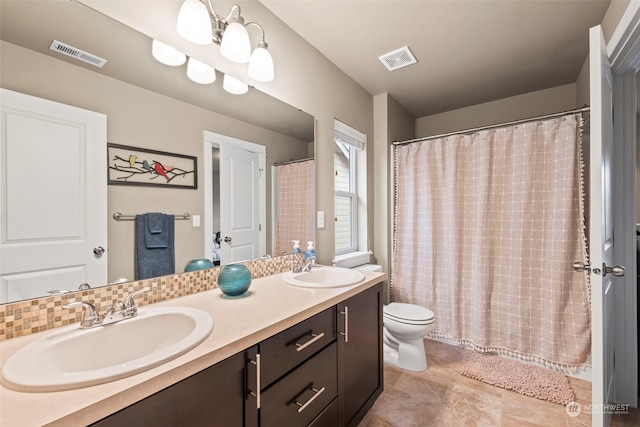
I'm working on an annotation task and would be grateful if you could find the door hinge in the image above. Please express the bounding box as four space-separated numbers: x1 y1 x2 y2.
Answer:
258 168 263 177
259 224 262 231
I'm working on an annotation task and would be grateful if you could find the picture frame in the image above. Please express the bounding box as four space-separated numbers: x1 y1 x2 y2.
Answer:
107 143 197 189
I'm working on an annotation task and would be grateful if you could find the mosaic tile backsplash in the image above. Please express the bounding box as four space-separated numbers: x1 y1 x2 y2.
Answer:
0 254 300 341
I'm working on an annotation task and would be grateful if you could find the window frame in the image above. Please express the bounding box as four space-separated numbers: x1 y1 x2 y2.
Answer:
334 139 358 255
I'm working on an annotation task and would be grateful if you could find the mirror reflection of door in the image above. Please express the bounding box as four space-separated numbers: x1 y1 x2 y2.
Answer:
0 89 107 302
204 131 266 265
220 143 262 263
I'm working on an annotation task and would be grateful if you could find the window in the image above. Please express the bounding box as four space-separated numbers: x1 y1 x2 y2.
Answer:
334 120 365 255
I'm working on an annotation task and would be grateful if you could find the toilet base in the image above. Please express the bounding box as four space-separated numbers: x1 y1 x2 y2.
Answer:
383 332 428 372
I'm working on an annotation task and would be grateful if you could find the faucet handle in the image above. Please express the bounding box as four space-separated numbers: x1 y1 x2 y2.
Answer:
63 301 101 328
123 286 150 309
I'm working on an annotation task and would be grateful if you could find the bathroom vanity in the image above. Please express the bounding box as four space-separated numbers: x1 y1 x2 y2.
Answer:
0 271 384 426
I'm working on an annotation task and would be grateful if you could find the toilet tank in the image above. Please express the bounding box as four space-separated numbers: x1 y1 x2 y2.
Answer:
333 251 372 269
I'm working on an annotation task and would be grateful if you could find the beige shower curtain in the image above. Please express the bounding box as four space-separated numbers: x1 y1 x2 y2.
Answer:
392 114 590 369
273 159 315 256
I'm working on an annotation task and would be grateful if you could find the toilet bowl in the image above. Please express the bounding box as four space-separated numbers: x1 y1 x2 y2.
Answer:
383 302 435 372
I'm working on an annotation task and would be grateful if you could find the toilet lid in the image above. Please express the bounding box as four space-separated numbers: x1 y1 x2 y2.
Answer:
384 302 434 322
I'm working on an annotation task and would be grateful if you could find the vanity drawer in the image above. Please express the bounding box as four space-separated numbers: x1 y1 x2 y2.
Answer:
260 306 336 386
309 398 338 427
260 342 337 427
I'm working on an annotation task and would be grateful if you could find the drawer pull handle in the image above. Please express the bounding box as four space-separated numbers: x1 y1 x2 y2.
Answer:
294 386 326 413
294 332 325 352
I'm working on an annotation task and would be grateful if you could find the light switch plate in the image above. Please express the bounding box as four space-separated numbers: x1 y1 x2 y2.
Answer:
192 214 200 227
317 211 325 228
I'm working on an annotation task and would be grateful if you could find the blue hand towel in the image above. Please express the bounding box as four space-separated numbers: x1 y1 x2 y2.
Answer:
135 213 175 280
145 212 169 248
147 212 165 234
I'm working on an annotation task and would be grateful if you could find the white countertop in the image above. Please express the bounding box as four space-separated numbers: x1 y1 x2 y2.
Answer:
0 270 385 426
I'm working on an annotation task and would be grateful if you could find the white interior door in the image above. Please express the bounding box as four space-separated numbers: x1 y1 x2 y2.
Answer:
589 25 617 427
204 131 266 265
220 143 261 263
0 89 107 302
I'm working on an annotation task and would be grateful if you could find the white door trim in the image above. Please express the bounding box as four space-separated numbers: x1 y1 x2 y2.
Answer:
608 0 640 74
607 0 640 411
203 131 266 263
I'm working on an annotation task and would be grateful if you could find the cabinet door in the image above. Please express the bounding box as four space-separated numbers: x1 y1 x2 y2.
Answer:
337 283 383 426
91 349 255 427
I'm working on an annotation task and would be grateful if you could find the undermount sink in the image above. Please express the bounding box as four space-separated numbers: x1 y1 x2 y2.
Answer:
282 266 365 288
1 307 213 392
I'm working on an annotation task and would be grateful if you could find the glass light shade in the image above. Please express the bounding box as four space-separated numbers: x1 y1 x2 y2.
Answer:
219 22 251 63
223 74 248 95
176 0 213 45
187 58 216 84
151 40 186 66
248 47 274 82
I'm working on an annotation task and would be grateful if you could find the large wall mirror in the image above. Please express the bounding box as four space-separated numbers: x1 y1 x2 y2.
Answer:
0 0 315 303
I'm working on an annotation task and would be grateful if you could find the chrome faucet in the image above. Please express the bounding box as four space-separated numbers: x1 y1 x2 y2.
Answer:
292 255 316 273
63 287 151 329
62 301 102 328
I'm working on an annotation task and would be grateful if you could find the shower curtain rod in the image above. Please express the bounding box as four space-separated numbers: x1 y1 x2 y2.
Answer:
273 157 314 166
392 106 590 146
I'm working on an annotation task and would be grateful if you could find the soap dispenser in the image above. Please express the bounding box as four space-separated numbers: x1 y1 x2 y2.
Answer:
304 241 316 264
292 240 301 254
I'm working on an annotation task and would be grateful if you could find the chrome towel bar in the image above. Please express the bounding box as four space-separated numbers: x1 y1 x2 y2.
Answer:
112 212 191 221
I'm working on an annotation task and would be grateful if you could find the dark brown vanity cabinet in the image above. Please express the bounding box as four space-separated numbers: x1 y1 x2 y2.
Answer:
91 348 256 427
91 283 382 427
338 282 384 427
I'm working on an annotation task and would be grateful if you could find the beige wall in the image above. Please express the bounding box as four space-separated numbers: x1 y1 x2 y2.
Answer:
373 93 414 302
415 84 577 137
0 41 309 282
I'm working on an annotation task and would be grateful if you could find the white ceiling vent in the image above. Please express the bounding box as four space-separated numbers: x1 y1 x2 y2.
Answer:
49 40 107 68
378 46 417 72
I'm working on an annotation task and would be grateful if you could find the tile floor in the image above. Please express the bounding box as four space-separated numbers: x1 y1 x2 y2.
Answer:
359 339 640 427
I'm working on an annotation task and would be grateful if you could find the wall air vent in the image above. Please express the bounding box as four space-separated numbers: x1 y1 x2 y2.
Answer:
378 46 417 72
49 40 107 68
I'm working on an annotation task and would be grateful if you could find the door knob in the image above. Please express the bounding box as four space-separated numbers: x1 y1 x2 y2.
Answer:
572 261 590 272
93 246 105 257
224 236 232 243
604 264 625 277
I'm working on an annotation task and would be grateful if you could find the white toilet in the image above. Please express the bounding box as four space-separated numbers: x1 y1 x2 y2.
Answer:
383 302 435 372
336 254 435 372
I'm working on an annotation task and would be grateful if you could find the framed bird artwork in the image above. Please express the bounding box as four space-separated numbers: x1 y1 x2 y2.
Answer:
107 143 197 189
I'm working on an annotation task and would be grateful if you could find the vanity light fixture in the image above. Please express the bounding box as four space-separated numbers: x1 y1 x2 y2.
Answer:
151 39 186 66
222 74 248 95
151 38 246 94
175 0 275 82
187 57 217 84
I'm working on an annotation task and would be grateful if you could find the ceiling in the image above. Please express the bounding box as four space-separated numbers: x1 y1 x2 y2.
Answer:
0 0 612 126
261 0 611 118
